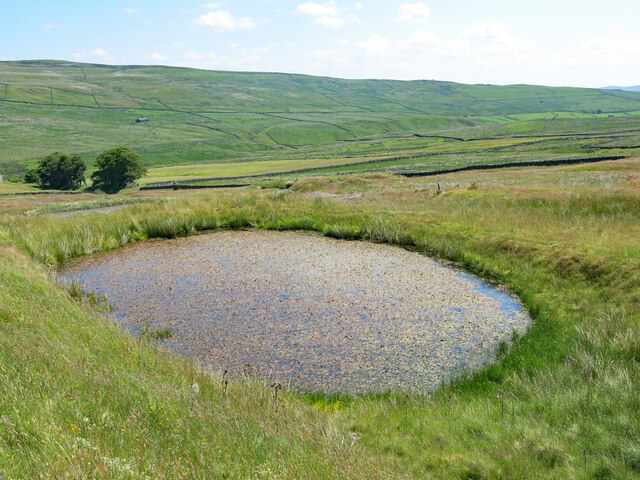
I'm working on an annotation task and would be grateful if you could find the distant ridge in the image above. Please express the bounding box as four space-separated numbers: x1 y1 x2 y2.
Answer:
602 86 640 92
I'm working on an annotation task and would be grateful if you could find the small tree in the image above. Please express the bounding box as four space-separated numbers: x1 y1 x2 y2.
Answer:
34 152 87 190
91 147 147 193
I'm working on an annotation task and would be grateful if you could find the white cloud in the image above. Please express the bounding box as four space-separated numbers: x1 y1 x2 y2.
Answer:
396 3 430 23
315 16 345 27
194 10 255 30
297 1 339 16
310 48 343 61
178 51 267 71
357 22 534 64
315 14 360 27
534 37 640 70
461 20 535 54
171 42 183 48
149 53 168 61
123 7 140 13
463 20 506 40
354 2 362 10
72 48 113 61
91 48 110 57
185 50 217 60
357 35 392 55
406 31 441 47
43 24 57 29
435 38 471 57
297 2 359 28
202 2 221 8
232 54 260 66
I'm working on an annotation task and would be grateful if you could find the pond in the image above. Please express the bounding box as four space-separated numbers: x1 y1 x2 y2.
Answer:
58 230 530 393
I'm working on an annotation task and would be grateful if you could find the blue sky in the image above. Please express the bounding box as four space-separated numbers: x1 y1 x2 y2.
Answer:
2 0 639 87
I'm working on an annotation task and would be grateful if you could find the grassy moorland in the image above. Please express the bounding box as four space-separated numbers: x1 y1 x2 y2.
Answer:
2 60 640 180
0 157 638 478
136 115 640 185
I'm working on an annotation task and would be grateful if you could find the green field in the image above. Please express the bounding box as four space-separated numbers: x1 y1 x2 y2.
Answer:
3 60 640 183
142 156 393 183
0 182 42 194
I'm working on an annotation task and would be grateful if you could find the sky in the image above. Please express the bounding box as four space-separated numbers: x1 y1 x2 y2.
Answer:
2 0 640 87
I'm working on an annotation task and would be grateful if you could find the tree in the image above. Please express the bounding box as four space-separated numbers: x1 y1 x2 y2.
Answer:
34 152 87 190
91 147 147 193
23 168 39 184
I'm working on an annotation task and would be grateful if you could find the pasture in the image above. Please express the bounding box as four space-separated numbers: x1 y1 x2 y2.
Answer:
3 60 640 178
1 156 638 478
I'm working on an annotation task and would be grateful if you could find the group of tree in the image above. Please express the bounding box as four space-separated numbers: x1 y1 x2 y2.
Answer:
25 146 147 193
25 152 86 190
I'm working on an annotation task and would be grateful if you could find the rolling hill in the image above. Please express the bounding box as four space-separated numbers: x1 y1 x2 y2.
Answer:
603 86 640 92
2 60 640 180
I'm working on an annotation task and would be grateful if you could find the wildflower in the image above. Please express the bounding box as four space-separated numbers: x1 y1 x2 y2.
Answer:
192 382 200 395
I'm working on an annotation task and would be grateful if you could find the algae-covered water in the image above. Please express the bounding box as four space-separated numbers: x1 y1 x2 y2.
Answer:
58 230 530 393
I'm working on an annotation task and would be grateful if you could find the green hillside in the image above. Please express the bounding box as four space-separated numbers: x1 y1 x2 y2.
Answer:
2 60 640 179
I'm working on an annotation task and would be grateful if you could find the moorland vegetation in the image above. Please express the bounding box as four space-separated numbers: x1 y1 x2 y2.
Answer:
1 157 639 478
0 60 639 479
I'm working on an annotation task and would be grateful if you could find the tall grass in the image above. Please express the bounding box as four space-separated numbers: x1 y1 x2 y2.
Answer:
3 167 640 478
26 197 157 215
0 250 382 479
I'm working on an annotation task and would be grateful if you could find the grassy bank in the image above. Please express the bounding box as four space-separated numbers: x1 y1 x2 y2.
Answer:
1 159 639 478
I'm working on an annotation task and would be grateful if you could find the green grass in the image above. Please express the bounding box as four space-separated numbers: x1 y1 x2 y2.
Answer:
0 251 379 478
2 158 639 478
25 197 158 215
0 182 43 194
142 156 393 183
3 59 640 179
140 126 640 184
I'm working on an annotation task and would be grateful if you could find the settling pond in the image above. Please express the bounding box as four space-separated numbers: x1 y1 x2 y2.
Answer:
58 230 531 393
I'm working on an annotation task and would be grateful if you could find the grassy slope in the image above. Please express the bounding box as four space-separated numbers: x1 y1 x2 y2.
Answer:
3 60 640 174
2 158 639 478
0 249 380 479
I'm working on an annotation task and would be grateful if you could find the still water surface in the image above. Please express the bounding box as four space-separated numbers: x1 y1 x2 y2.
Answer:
59 230 530 393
